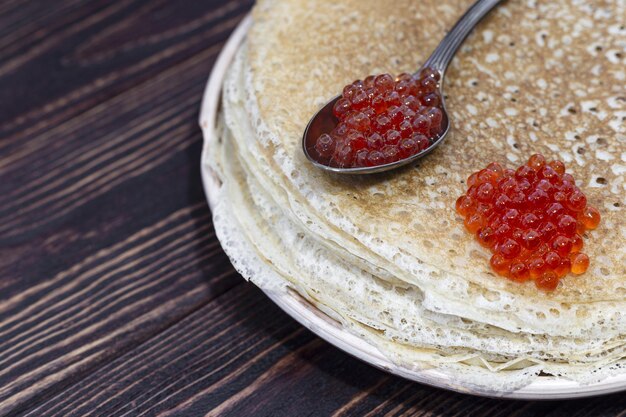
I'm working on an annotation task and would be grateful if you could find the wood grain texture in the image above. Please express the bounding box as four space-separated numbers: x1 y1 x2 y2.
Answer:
1 0 626 416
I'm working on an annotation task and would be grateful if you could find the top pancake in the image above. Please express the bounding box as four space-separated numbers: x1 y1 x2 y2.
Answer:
244 0 625 323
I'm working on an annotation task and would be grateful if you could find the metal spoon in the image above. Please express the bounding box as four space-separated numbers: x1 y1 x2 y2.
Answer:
303 0 503 174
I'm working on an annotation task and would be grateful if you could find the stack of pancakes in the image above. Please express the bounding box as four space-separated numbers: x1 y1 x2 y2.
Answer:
207 0 626 390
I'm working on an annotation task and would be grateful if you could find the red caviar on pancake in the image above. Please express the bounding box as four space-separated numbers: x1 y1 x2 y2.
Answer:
314 68 445 168
455 154 601 291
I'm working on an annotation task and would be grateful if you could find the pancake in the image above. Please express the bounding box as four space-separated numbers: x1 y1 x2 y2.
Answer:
211 112 626 389
235 0 625 336
210 99 626 390
208 0 626 389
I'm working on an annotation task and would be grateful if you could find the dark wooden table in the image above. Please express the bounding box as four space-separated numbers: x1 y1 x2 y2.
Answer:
2 1 626 416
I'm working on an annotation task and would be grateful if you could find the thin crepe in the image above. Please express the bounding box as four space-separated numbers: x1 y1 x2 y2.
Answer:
209 105 626 390
208 0 626 390
231 0 625 338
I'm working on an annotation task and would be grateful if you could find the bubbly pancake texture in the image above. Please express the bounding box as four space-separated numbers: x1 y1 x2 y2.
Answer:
243 0 625 330
208 0 626 389
211 111 626 390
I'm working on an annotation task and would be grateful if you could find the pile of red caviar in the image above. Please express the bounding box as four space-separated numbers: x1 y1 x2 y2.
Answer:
455 154 601 291
314 68 445 168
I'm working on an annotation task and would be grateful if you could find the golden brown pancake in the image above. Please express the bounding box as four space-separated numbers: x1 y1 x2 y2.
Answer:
208 0 626 389
242 0 625 328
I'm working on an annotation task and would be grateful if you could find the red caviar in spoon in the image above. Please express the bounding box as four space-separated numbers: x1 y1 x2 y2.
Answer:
314 68 446 168
455 154 601 291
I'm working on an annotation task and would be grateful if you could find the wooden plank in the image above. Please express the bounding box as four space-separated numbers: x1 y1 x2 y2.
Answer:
0 41 217 242
0 0 252 413
0 203 241 416
14 285 372 417
0 0 252 146
0 30 235 299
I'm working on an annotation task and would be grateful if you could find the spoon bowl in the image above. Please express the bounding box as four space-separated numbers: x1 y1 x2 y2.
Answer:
302 0 502 174
303 86 450 175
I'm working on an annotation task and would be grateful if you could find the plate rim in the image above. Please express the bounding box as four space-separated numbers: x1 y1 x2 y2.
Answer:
198 13 626 400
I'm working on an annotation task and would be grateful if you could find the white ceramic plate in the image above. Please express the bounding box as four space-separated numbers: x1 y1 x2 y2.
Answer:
198 14 626 399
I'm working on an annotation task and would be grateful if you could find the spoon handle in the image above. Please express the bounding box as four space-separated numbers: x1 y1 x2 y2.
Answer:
424 0 503 75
